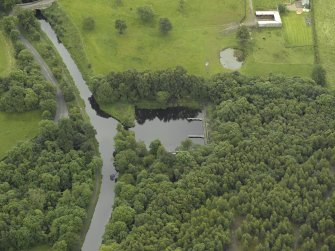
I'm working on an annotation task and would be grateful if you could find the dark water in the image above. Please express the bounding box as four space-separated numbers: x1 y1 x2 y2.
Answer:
38 18 204 251
133 108 204 151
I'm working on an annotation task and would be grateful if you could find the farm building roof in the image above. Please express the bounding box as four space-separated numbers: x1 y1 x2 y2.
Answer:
256 11 282 28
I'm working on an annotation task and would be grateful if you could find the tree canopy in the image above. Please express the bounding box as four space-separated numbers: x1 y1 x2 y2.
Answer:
101 73 335 251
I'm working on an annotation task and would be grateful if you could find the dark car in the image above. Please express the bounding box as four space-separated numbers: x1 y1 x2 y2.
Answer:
110 174 116 181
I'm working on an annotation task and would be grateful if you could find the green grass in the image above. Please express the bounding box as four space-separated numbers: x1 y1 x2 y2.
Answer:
58 0 245 76
0 28 15 76
241 28 314 78
314 0 335 87
282 12 313 46
101 102 135 127
0 111 42 159
253 0 289 10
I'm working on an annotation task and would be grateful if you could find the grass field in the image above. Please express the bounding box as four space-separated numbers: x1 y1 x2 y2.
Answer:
241 28 314 78
58 0 244 76
253 0 288 10
0 29 15 76
0 111 42 159
101 102 135 127
282 12 313 46
314 0 335 87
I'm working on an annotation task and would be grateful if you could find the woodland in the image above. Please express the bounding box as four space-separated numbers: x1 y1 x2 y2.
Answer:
101 73 335 251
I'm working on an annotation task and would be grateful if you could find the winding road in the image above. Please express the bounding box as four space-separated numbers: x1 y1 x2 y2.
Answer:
12 0 68 121
19 34 68 121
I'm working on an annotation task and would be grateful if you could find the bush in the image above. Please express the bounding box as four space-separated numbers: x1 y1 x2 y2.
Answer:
278 4 287 14
236 25 250 42
137 6 155 23
83 17 95 31
312 65 327 86
115 19 127 34
159 18 172 34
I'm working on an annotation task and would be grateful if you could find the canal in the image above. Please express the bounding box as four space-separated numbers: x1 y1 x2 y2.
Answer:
39 18 204 251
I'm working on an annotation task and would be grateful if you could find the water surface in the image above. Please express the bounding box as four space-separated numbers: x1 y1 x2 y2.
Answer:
220 48 243 70
39 18 204 251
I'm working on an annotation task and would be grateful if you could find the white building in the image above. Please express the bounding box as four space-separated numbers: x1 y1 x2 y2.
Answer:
256 11 282 28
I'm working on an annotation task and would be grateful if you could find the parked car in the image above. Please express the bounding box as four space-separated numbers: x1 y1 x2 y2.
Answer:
110 174 116 181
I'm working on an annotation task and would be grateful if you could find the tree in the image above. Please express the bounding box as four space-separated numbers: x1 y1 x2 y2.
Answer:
236 25 250 42
312 65 327 86
17 9 39 32
83 17 95 31
115 19 127 34
0 0 17 11
159 18 172 34
111 205 136 227
137 6 155 23
3 16 18 35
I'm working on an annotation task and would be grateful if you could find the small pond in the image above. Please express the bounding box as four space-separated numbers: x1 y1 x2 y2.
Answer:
132 107 205 151
220 48 243 70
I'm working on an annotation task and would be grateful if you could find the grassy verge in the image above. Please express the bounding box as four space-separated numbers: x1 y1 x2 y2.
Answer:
253 0 288 10
42 4 91 78
100 99 202 127
51 0 245 77
0 24 15 76
101 102 135 127
0 111 41 159
313 0 335 87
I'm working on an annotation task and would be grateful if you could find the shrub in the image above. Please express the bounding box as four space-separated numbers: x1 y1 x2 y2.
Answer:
83 17 95 31
137 6 155 23
312 65 327 86
278 4 287 14
159 18 172 34
236 25 250 42
115 19 127 34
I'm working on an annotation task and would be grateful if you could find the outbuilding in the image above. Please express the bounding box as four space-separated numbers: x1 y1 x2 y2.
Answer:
256 11 282 28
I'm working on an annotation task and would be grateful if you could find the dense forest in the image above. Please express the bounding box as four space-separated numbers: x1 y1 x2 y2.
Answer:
89 67 207 105
101 73 335 251
1 14 56 118
0 8 101 251
0 113 99 250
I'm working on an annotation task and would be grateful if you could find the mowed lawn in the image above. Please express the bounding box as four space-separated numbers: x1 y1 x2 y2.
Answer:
282 13 313 46
241 28 314 78
0 29 15 76
314 0 335 87
0 111 41 159
58 0 244 76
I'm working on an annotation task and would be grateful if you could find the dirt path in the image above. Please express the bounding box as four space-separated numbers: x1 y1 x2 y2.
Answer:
222 0 256 33
16 0 57 10
243 0 257 27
